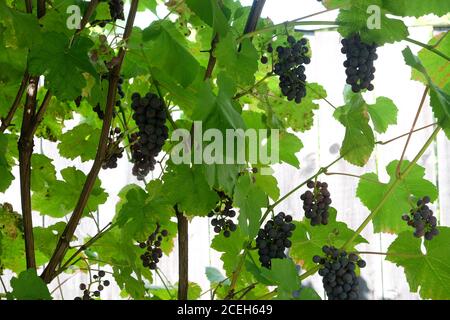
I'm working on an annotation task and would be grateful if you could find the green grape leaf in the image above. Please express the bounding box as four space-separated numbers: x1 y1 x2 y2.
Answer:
403 47 450 138
412 33 450 88
115 183 175 242
33 222 67 259
265 82 325 132
96 2 112 20
382 0 450 18
254 170 280 201
215 34 258 86
357 161 438 234
29 32 96 100
211 228 247 277
138 21 200 87
192 73 245 131
0 134 14 192
386 227 450 300
333 92 375 166
260 258 300 296
367 97 398 133
295 287 322 300
58 123 101 162
138 0 157 14
10 269 52 300
337 0 408 45
0 1 42 48
185 0 229 36
278 132 303 168
290 208 368 271
30 154 56 191
163 163 219 216
32 167 107 218
200 163 244 197
234 174 267 238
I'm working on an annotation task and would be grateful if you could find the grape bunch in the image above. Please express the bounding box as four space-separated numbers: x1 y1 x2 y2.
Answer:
313 246 366 300
108 0 125 21
139 226 169 270
207 191 237 238
74 270 110 300
130 92 169 180
273 35 310 104
256 212 296 268
102 127 124 169
341 34 378 93
300 180 332 226
402 196 439 240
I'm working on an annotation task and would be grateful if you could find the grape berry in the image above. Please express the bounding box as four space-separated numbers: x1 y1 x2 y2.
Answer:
341 34 378 93
313 246 366 300
256 212 295 268
273 36 310 104
207 191 237 238
130 92 169 180
300 180 332 226
139 225 169 270
402 196 439 240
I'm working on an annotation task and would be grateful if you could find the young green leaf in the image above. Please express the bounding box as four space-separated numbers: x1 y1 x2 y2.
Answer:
11 269 52 300
386 227 450 300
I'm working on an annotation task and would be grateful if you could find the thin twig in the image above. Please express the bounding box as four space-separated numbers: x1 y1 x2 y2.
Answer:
376 123 437 145
396 87 429 178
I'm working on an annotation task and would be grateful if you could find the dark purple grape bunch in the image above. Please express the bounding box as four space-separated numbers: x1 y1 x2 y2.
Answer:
130 92 169 180
341 34 377 93
208 191 237 238
402 196 439 240
301 180 332 226
313 246 366 300
256 212 296 269
74 270 111 300
273 35 310 104
102 127 124 169
139 225 169 270
108 0 125 21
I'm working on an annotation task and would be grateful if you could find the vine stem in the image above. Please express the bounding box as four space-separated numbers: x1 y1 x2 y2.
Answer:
18 76 39 269
176 207 189 300
405 37 450 61
40 0 140 284
342 126 441 250
396 87 429 178
376 123 437 145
